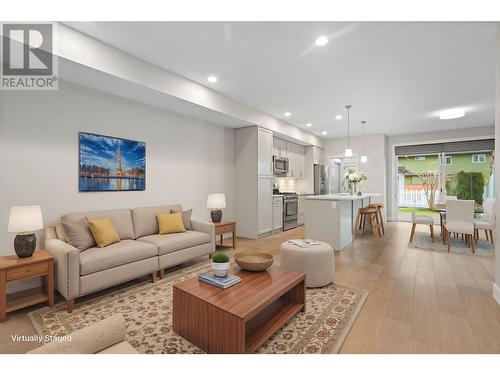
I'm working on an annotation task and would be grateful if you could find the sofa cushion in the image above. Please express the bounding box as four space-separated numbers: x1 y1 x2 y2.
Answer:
62 209 135 240
61 217 95 251
157 212 186 235
98 341 138 354
88 219 120 248
170 208 192 230
132 205 182 238
138 231 211 256
79 240 158 276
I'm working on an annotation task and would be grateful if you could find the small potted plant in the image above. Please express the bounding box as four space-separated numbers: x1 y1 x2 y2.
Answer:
211 252 230 277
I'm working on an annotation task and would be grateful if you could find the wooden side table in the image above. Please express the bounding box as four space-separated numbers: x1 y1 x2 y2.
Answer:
214 220 236 249
0 249 54 322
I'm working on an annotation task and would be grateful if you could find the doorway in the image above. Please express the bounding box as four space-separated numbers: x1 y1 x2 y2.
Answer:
395 140 495 222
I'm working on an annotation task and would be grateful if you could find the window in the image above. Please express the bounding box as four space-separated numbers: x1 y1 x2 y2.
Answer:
472 154 486 163
414 156 426 160
444 155 453 165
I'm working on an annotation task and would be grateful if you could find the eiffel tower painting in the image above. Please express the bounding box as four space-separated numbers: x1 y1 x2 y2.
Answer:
79 132 146 191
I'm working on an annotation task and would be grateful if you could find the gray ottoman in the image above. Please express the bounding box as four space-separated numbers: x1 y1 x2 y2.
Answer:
280 240 334 287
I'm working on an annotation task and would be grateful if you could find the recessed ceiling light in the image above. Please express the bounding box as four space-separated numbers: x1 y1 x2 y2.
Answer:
306 123 312 127
284 112 291 117
321 131 328 135
439 108 465 120
315 36 329 46
335 115 342 120
207 75 218 83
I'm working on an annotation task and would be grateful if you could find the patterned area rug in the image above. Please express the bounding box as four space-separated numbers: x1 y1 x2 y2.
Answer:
29 261 367 354
409 231 495 257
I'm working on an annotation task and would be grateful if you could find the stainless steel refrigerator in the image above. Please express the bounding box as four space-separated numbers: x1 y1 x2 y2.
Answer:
314 163 341 195
314 164 329 195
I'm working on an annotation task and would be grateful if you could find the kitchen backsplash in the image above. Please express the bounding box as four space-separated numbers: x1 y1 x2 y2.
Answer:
275 177 313 194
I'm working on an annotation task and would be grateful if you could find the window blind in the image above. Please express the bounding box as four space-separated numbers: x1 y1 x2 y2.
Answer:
394 139 494 156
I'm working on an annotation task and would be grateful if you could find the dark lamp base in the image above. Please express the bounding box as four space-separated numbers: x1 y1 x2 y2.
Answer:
14 233 37 258
210 209 222 223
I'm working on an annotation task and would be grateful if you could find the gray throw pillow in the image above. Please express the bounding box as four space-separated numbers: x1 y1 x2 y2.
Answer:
61 217 96 251
170 209 192 230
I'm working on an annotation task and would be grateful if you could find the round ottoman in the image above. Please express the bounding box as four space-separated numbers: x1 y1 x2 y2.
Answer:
280 240 334 288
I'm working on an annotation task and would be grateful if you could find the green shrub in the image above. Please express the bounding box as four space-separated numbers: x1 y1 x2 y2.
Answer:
211 252 230 263
454 171 485 205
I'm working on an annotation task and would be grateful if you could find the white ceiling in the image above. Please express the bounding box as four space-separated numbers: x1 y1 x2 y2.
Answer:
65 22 496 138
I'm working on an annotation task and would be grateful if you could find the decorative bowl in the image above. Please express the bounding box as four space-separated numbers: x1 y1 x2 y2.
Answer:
234 252 274 272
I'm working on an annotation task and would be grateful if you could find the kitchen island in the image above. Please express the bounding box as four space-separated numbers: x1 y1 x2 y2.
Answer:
304 193 382 250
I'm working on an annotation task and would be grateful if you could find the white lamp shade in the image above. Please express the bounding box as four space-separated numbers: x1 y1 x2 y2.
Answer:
360 155 368 163
8 205 43 233
207 194 226 209
344 148 353 157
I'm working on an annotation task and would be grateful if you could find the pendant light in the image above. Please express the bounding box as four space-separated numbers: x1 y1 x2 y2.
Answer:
360 120 368 163
344 105 353 157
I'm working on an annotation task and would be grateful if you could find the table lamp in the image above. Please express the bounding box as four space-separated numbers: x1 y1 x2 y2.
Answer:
8 205 44 258
207 193 226 223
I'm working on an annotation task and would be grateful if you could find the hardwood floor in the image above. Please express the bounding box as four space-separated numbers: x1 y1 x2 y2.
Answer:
229 222 500 354
0 221 498 354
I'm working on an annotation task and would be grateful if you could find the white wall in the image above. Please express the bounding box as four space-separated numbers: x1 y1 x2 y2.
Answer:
324 134 387 216
0 81 235 258
494 25 500 305
386 125 495 219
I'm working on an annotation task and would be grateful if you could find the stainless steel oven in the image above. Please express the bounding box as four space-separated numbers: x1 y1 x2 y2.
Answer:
273 156 289 174
283 193 298 230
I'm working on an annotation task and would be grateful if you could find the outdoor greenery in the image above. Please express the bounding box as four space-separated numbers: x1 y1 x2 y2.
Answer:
398 208 438 215
454 171 485 205
211 252 230 263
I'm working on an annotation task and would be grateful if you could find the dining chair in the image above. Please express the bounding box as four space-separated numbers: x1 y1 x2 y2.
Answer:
438 195 457 239
444 199 475 253
474 198 496 244
410 212 435 243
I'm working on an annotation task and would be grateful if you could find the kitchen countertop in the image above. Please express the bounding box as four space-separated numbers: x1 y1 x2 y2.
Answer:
305 193 381 201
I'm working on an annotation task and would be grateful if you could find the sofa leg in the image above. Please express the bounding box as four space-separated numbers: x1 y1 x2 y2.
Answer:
67 299 75 313
151 271 157 283
159 269 165 279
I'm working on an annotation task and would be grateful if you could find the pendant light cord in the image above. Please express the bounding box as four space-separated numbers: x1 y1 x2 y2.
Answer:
345 104 352 149
361 120 366 154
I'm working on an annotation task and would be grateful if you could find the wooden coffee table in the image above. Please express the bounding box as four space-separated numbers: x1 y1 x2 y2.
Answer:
173 265 305 353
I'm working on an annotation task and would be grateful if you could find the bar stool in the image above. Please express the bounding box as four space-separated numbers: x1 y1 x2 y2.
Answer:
354 207 383 239
367 203 385 235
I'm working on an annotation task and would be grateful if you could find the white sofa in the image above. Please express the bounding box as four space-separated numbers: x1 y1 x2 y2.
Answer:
45 204 215 312
29 314 137 354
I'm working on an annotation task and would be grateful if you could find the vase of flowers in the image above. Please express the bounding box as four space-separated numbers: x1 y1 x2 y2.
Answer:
344 169 367 195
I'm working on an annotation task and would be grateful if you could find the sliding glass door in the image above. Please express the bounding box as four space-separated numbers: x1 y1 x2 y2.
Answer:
397 153 442 222
395 140 494 221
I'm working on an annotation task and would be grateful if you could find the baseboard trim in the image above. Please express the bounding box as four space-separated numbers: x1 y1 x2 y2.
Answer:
493 282 500 305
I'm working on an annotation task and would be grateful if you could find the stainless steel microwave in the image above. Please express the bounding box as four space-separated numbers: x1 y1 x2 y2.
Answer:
273 156 289 174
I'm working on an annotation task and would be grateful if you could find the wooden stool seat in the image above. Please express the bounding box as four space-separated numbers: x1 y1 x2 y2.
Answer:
355 207 383 239
367 203 385 235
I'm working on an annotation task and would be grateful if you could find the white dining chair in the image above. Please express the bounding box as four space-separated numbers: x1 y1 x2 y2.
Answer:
439 195 457 239
474 198 496 244
444 199 475 253
410 212 435 243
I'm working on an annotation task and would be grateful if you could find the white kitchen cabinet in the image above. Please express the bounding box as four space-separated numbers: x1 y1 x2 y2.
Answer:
235 126 274 239
273 137 287 158
273 196 283 232
287 142 305 178
298 196 306 225
258 176 273 235
312 146 326 165
258 128 273 177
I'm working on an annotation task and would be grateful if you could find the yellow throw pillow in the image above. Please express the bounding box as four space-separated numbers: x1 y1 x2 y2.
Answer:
88 219 120 248
157 212 186 235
